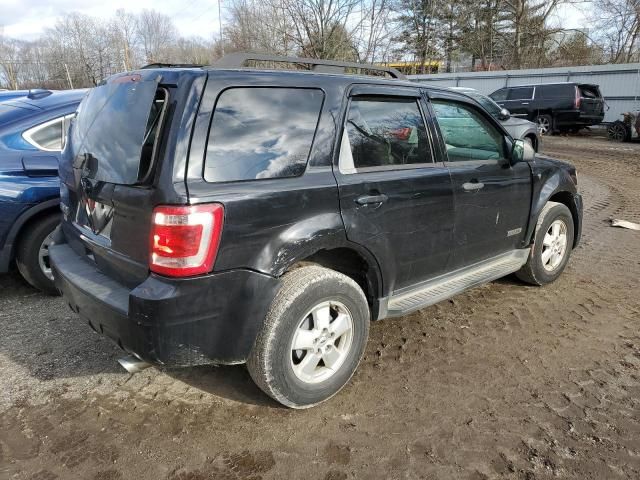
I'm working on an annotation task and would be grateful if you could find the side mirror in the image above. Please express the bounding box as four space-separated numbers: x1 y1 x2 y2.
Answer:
498 108 511 121
511 139 535 164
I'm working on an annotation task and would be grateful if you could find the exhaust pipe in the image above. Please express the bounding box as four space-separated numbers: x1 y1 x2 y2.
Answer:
118 355 152 374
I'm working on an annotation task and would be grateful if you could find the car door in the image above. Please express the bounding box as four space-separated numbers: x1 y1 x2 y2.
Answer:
428 92 532 269
334 84 455 293
496 86 534 119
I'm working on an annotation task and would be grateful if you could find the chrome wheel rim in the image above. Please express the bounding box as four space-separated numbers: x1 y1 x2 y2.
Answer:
541 219 568 272
537 116 550 135
38 232 55 281
290 300 354 384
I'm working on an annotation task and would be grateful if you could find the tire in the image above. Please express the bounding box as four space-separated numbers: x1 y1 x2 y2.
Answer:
516 201 574 286
15 213 60 295
607 121 630 142
536 114 553 136
247 265 370 409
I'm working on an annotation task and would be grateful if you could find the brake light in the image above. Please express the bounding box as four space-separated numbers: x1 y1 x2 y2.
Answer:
574 87 581 109
150 204 224 277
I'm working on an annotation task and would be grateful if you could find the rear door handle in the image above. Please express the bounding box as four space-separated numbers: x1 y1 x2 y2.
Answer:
356 193 388 205
462 181 484 192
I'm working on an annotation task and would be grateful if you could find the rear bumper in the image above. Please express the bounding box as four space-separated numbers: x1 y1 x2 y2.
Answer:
554 110 604 127
50 239 279 366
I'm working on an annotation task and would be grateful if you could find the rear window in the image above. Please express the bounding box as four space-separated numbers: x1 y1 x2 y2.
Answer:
67 77 166 185
579 85 601 98
204 87 324 183
506 87 534 100
536 84 575 99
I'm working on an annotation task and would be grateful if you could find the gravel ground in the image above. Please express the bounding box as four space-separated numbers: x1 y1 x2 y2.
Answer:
1 135 639 480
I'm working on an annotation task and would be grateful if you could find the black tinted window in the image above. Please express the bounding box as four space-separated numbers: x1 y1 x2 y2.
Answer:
506 87 533 100
205 88 323 182
537 84 575 99
344 97 431 170
490 88 508 101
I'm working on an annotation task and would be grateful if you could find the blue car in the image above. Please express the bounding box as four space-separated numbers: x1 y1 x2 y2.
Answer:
0 89 87 293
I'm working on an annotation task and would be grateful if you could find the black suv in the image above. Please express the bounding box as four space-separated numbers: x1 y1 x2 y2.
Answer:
50 54 583 408
490 82 605 135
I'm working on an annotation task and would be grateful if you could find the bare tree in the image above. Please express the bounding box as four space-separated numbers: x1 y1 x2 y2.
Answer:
137 9 178 63
590 0 639 63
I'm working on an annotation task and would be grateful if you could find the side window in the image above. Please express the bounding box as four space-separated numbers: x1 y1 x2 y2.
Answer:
538 84 575 99
432 99 506 163
506 87 534 100
490 88 508 101
342 97 432 172
205 87 324 183
23 118 64 151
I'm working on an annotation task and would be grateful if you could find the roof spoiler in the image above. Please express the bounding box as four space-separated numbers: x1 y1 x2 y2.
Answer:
215 52 406 79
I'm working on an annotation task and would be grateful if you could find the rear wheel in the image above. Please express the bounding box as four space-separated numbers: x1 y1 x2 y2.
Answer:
536 114 553 136
15 213 60 295
516 202 574 286
247 265 370 408
607 121 630 142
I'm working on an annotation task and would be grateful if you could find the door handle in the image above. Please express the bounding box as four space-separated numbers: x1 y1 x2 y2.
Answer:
521 102 530 105
462 181 485 192
356 193 388 205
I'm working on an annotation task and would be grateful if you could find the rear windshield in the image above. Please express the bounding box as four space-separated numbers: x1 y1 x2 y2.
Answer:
579 85 601 98
67 77 166 185
204 87 324 183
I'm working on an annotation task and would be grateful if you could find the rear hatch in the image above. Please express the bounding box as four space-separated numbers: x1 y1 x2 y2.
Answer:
59 70 203 288
577 84 604 118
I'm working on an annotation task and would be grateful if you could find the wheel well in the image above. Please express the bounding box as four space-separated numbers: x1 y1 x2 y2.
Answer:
286 248 380 310
548 191 579 247
12 206 61 258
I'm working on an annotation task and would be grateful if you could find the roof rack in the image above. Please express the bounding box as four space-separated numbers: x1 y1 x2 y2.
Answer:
141 63 204 69
215 52 406 80
27 89 53 100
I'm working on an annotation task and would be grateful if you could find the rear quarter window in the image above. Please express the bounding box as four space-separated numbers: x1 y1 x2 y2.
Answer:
204 87 324 183
537 84 575 99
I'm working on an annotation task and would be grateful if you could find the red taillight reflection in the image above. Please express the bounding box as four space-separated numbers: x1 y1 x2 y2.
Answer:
149 204 224 277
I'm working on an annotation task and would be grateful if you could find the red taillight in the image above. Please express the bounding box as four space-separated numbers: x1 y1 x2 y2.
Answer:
574 87 581 109
150 204 224 277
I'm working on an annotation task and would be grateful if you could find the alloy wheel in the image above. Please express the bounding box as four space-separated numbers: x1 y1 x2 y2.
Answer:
541 219 568 272
537 116 551 135
38 232 55 281
290 300 354 384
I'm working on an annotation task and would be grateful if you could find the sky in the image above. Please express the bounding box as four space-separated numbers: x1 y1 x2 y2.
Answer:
1 0 587 42
0 0 223 41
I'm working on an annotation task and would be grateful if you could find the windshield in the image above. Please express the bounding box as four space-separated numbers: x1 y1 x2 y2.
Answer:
66 76 161 185
467 92 503 117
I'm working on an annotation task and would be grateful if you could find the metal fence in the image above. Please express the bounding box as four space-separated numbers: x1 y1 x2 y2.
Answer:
410 63 640 124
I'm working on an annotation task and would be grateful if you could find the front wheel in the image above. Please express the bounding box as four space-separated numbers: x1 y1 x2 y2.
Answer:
516 201 574 286
607 121 630 142
247 265 370 408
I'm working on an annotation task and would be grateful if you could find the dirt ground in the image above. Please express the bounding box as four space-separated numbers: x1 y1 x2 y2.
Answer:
1 135 639 480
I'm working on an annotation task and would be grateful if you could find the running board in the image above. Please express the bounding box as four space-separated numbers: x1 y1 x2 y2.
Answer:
386 249 530 317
